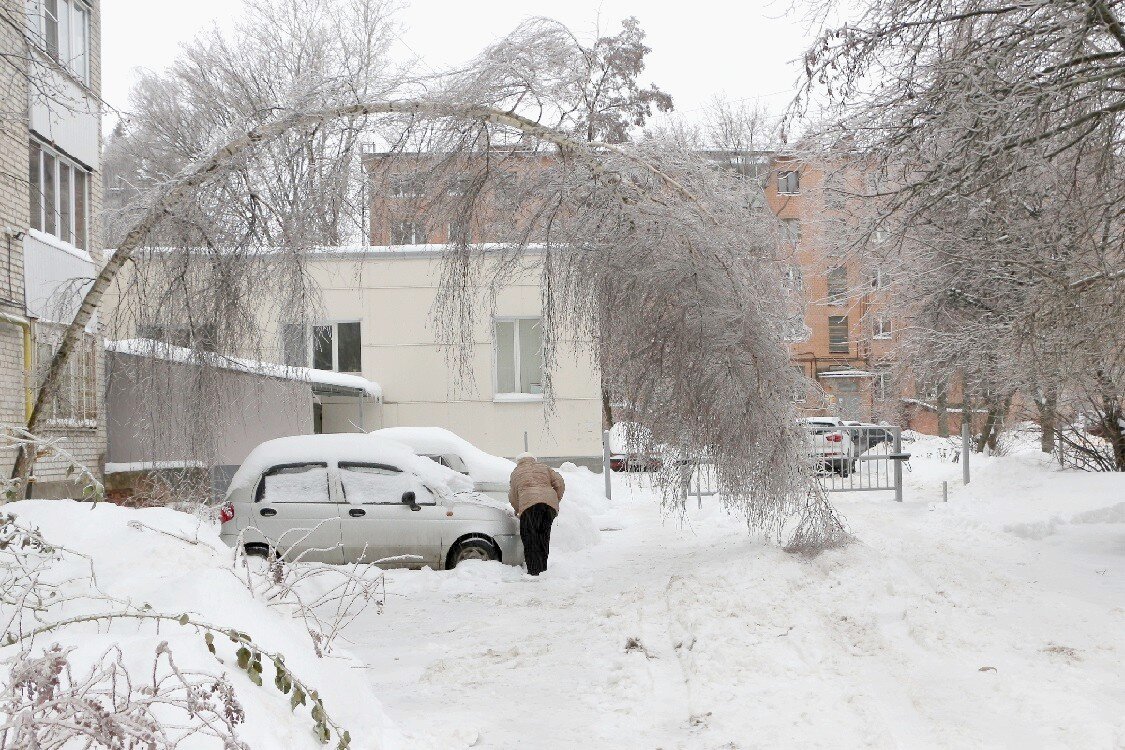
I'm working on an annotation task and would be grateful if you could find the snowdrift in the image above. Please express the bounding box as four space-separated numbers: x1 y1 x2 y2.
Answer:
0 500 402 749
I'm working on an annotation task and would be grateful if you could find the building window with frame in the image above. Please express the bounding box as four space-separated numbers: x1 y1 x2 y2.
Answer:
828 315 849 354
282 321 361 372
36 332 97 426
874 366 892 401
781 218 801 245
784 264 804 292
827 265 848 301
391 221 425 245
777 169 800 194
873 316 892 340
493 317 543 398
28 0 90 84
388 176 422 198
871 268 889 290
29 140 89 250
783 313 810 343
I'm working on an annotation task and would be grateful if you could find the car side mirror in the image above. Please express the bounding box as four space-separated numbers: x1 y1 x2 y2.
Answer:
401 491 421 511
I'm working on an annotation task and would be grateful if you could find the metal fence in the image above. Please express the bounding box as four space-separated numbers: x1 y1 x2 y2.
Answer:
679 425 911 504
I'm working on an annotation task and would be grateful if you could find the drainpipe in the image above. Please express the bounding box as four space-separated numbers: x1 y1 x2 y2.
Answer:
0 311 33 423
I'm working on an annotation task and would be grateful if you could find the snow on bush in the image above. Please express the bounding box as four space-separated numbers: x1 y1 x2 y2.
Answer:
0 500 401 749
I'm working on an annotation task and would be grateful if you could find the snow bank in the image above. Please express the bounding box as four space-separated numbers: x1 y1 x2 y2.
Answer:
0 500 402 749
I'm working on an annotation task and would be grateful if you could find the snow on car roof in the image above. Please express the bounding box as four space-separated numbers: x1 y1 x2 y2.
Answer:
370 427 515 484
228 433 471 496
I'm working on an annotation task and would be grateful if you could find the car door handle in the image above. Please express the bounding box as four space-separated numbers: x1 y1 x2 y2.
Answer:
348 508 366 517
259 507 277 517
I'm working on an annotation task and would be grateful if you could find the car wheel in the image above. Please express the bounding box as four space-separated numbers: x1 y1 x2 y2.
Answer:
244 543 275 559
447 538 499 568
838 461 851 477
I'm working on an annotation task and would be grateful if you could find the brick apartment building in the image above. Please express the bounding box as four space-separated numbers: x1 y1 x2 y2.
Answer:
0 0 105 495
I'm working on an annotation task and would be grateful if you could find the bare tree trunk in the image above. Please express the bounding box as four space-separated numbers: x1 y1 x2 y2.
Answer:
1034 390 1058 454
11 98 711 489
936 390 949 437
601 382 615 429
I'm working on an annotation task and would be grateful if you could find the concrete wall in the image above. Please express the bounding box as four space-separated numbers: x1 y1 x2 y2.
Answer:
105 351 313 468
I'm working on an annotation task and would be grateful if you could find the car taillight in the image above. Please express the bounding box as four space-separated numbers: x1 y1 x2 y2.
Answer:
827 433 843 443
219 501 235 524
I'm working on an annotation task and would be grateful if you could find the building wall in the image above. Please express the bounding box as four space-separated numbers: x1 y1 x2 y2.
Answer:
0 0 34 480
0 0 107 496
303 251 603 461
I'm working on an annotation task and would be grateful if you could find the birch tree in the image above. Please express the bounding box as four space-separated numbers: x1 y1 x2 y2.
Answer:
25 2 846 547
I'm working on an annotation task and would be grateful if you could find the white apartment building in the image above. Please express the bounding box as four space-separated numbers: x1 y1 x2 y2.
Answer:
0 0 104 496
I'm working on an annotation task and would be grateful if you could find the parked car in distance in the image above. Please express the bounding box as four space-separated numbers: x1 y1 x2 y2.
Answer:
799 417 855 475
842 421 894 455
218 433 524 569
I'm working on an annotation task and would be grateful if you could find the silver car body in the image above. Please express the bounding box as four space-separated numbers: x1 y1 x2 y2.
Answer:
219 434 523 569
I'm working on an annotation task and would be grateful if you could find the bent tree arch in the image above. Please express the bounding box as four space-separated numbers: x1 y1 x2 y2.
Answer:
21 99 846 550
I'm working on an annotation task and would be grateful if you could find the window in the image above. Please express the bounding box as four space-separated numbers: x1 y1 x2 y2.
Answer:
285 322 361 372
872 268 889 290
29 140 89 249
781 218 801 245
783 314 810 343
792 366 808 404
494 318 543 397
339 463 435 505
828 315 849 354
827 265 848 301
874 366 892 401
29 0 90 83
777 170 800 194
391 221 425 245
257 463 331 503
36 332 97 425
784 265 804 291
388 176 422 198
873 316 892 340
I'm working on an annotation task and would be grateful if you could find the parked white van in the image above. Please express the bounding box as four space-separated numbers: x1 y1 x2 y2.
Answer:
218 433 524 569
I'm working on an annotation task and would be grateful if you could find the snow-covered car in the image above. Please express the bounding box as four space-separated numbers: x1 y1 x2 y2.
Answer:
799 417 854 475
370 427 517 504
607 421 662 472
218 433 524 569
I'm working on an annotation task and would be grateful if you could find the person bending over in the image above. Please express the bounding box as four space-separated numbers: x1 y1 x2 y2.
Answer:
508 452 565 576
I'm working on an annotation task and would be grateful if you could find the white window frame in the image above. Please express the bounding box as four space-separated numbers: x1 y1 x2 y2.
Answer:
781 218 801 245
285 319 360 373
872 268 889 290
27 0 91 84
777 170 800 195
873 316 892 340
36 329 97 428
874 367 892 401
492 316 544 402
391 221 425 245
29 139 89 250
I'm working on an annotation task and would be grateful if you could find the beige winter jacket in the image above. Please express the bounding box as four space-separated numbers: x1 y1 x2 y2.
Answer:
508 457 565 516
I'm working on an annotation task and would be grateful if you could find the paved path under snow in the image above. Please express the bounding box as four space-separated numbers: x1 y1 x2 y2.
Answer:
344 467 1125 749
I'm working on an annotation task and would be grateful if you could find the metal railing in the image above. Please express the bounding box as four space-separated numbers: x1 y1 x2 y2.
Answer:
680 425 911 504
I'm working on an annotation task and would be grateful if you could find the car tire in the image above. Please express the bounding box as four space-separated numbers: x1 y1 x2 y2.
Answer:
838 461 851 477
447 538 499 569
244 543 275 559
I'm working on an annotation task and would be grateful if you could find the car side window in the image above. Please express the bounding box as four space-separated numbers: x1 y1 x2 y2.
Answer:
338 463 435 505
256 463 331 503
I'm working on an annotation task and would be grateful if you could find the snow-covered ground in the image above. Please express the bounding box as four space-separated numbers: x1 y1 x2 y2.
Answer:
346 436 1125 749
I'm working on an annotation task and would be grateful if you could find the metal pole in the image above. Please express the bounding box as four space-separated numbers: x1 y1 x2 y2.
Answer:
962 422 971 485
942 480 948 503
523 431 529 453
893 426 903 503
601 429 613 502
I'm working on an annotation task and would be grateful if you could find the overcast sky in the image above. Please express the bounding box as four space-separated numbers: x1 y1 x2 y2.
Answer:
102 0 819 125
